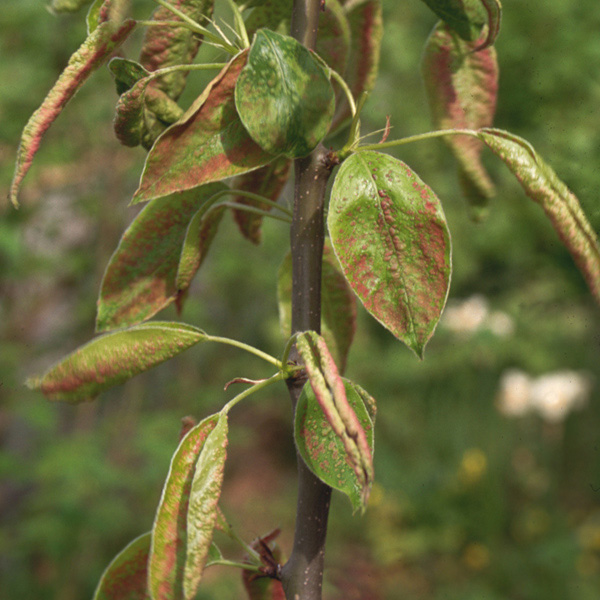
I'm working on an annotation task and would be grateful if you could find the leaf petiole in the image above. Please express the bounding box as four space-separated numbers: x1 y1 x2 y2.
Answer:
209 559 262 571
210 188 293 217
208 201 292 223
356 128 480 154
221 372 285 414
205 335 282 369
328 69 356 117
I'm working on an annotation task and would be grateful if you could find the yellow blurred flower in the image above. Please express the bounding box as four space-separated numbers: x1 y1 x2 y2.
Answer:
462 542 490 571
458 448 488 486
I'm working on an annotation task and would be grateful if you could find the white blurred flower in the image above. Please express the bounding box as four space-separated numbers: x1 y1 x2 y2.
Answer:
497 369 533 417
441 295 514 338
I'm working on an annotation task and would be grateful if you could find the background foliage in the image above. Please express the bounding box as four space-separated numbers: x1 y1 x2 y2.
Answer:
1 0 599 598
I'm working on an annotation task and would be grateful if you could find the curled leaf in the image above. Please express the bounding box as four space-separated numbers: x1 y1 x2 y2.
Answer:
27 322 208 402
422 21 498 216
328 151 452 358
93 532 151 600
97 184 226 332
133 51 273 204
149 414 219 600
296 331 373 512
9 18 136 207
478 128 600 303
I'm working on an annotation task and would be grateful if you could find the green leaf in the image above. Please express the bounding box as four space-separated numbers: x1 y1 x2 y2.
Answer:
87 0 105 33
328 151 452 358
296 332 373 512
234 29 335 158
184 413 229 599
51 0 92 14
27 322 207 402
278 241 356 374
109 58 149 95
205 542 224 568
93 532 151 600
231 158 291 245
477 128 600 303
96 184 226 332
149 414 219 600
420 0 484 41
8 18 136 207
133 51 273 204
421 21 498 218
139 0 215 101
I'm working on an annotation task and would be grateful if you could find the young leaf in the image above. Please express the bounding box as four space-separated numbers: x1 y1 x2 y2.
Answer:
421 21 498 214
205 543 224 568
51 0 92 14
184 413 229 599
133 51 273 204
26 322 208 402
234 29 335 158
328 151 452 358
296 331 373 512
139 0 215 101
477 128 600 303
149 414 219 600
93 532 151 600
231 158 292 244
97 183 226 332
278 241 356 374
109 58 150 95
9 18 136 207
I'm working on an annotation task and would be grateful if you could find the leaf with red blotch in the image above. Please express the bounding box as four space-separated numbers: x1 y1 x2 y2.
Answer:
133 51 274 205
278 241 356 374
328 151 452 358
8 18 136 207
26 322 208 403
149 414 219 600
139 0 215 101
96 183 226 332
183 413 228 600
231 158 291 244
477 128 600 303
422 21 498 218
93 532 151 600
330 0 383 132
296 331 374 513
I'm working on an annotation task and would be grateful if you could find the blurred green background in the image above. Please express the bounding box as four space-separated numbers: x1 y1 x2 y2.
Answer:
1 1 600 599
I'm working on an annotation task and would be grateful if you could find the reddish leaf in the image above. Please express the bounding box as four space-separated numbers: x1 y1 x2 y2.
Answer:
26 322 208 402
278 241 356 374
232 158 291 244
296 331 373 512
149 414 219 600
328 151 452 358
9 18 136 207
478 128 600 303
93 532 151 600
133 51 274 204
139 0 215 101
422 21 498 212
96 183 226 332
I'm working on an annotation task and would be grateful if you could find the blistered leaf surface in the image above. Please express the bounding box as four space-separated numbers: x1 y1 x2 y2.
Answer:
328 151 452 357
278 242 356 373
27 322 207 402
9 18 136 206
97 184 226 332
134 51 273 204
296 331 373 511
478 129 600 303
235 29 335 158
422 21 498 210
184 414 228 599
149 415 218 600
93 532 151 600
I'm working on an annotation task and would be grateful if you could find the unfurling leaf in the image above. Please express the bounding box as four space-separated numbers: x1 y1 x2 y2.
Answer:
234 29 335 158
242 531 285 600
139 0 215 101
134 51 273 204
109 58 149 95
184 413 229 599
328 151 452 358
26 322 208 402
149 414 219 600
477 128 600 303
97 183 226 332
296 331 373 512
9 18 136 207
51 0 91 14
232 158 291 244
422 21 498 217
278 241 356 373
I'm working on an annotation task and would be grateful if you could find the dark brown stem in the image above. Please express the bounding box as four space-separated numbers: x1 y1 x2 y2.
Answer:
281 3 334 599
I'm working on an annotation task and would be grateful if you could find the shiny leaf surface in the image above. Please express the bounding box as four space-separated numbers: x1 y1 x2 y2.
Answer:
328 151 452 357
27 322 207 402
